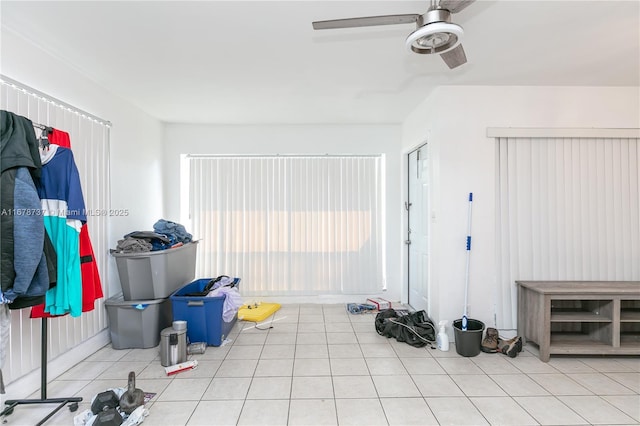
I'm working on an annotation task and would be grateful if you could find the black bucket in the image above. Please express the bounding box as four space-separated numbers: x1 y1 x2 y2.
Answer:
453 318 485 357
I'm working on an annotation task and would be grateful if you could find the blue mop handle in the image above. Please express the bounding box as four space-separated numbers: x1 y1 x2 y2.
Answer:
467 191 473 249
462 192 473 331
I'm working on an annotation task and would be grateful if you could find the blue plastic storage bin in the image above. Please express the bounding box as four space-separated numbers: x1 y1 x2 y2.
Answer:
169 278 240 346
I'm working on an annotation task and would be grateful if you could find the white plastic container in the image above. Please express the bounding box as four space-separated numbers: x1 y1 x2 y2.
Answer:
436 320 450 351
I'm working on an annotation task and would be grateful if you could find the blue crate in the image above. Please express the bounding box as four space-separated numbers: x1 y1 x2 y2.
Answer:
169 278 240 346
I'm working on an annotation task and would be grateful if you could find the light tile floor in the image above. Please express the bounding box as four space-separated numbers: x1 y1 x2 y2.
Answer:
2 304 639 425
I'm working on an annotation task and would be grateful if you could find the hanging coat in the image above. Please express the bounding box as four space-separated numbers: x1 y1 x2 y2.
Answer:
0 110 52 307
31 128 103 318
37 144 86 317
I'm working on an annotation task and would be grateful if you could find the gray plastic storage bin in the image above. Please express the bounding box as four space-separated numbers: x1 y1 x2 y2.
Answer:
105 295 172 349
112 241 198 300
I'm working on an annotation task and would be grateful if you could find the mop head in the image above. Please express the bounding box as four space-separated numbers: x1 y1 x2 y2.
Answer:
238 302 281 322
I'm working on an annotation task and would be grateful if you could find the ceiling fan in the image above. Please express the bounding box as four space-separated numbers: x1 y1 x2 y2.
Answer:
312 0 476 69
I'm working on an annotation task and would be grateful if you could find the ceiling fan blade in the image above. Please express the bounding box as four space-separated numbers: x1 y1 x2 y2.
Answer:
440 44 467 69
312 14 419 30
438 0 476 13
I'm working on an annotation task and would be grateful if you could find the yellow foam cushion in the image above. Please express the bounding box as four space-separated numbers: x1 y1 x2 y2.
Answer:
238 302 281 322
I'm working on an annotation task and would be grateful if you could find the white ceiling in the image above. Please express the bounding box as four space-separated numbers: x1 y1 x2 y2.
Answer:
2 1 639 124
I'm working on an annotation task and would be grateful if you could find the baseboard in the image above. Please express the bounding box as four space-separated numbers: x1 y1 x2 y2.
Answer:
243 294 399 305
3 329 110 400
497 329 518 339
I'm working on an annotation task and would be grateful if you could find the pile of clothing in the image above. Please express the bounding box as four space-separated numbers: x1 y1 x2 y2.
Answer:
111 219 192 254
182 276 243 322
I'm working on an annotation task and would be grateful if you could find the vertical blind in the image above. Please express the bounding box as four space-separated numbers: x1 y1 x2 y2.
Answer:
188 155 385 296
0 77 110 384
495 136 640 329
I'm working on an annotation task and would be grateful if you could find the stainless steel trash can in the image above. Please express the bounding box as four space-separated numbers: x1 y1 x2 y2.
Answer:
160 327 187 367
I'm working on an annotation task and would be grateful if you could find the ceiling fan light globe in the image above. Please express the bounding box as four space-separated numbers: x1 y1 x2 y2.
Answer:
416 32 451 48
406 21 463 55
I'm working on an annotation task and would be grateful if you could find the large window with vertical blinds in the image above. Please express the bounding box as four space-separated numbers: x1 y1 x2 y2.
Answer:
186 155 385 296
493 129 640 330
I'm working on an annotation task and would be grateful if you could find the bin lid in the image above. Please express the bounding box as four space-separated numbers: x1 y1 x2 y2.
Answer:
161 327 187 337
111 240 199 257
105 294 167 307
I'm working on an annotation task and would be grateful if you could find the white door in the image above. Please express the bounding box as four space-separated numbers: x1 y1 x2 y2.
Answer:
407 144 430 313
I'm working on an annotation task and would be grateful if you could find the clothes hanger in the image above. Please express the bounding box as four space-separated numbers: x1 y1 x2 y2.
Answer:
35 125 53 149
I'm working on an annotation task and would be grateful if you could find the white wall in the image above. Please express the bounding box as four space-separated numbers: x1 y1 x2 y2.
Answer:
162 123 404 301
1 29 165 297
1 29 164 396
402 86 640 336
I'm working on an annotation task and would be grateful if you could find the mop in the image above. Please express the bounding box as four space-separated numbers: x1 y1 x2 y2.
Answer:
462 192 473 331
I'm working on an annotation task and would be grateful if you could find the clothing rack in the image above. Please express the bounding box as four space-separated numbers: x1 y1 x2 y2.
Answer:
0 119 82 424
1 319 82 425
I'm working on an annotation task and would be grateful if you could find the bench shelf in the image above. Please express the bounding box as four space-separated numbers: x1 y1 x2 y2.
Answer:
516 281 640 362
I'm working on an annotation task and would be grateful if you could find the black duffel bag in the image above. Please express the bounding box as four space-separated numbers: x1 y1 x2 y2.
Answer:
375 309 436 348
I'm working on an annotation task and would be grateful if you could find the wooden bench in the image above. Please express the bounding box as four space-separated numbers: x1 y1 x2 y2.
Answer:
516 281 640 362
